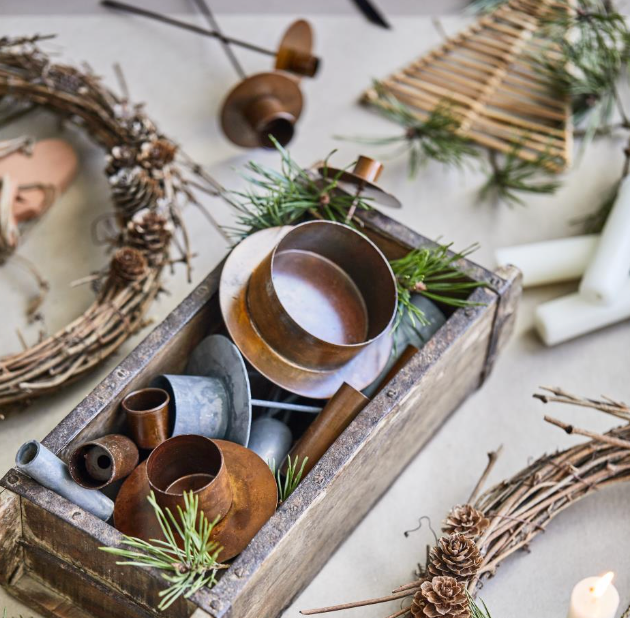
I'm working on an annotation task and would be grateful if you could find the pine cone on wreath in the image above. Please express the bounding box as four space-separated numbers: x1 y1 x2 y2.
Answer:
442 505 490 539
109 247 147 287
109 166 163 222
126 209 171 267
428 534 482 582
137 137 177 170
411 576 469 618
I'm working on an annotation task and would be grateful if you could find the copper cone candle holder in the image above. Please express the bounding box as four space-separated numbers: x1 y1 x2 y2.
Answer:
317 155 402 209
220 221 397 398
122 388 170 450
283 382 369 477
147 435 233 522
275 19 319 79
220 72 303 148
114 437 277 560
69 434 139 490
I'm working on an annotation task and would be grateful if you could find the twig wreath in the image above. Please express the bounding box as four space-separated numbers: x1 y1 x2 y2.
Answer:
0 35 225 407
302 387 630 618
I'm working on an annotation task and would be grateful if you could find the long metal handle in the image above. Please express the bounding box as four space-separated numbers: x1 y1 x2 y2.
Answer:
251 398 322 414
102 0 276 57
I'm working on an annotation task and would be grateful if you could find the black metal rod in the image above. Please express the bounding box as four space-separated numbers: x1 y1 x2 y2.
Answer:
192 0 247 79
102 0 276 57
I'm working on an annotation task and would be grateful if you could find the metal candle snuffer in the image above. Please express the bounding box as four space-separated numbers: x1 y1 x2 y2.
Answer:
12 155 466 601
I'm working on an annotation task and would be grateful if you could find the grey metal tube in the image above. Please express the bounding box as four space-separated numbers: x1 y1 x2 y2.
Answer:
15 440 114 521
251 399 322 414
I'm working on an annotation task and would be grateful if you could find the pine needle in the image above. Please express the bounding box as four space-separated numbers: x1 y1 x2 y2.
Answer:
268 455 309 504
389 243 485 330
354 82 478 177
479 145 563 206
467 592 493 618
100 491 226 610
228 137 372 238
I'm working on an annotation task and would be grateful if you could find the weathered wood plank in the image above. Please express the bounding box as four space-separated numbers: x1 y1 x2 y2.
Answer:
0 486 23 586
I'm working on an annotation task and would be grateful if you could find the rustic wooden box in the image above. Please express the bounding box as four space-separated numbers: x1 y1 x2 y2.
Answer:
0 209 520 618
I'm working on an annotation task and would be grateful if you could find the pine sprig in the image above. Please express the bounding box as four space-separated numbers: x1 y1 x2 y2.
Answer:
228 137 371 238
479 145 563 206
389 243 485 330
467 592 493 618
100 491 226 610
269 455 309 504
355 83 478 177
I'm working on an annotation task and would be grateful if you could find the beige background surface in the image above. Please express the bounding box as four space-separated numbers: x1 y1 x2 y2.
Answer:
0 7 629 618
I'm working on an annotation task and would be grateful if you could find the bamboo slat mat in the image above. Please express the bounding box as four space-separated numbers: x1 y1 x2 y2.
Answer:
363 0 572 170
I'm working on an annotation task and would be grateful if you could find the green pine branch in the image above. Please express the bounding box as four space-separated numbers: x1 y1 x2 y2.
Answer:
352 82 479 177
269 455 309 504
100 491 226 610
467 592 494 618
389 243 485 330
479 145 563 206
227 137 371 238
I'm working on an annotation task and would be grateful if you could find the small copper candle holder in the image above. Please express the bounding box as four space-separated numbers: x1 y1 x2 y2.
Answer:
69 434 139 490
122 387 170 450
146 435 232 523
275 19 319 78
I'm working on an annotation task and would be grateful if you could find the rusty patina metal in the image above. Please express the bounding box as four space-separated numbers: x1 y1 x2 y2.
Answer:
114 438 277 561
122 387 170 450
317 156 402 209
284 382 370 478
68 434 139 490
275 19 320 78
220 221 397 399
220 72 303 148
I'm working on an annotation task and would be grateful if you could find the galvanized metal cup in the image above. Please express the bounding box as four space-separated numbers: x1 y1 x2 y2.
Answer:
146 435 233 522
246 220 397 371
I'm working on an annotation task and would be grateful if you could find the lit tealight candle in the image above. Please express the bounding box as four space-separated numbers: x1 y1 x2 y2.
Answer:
568 572 620 618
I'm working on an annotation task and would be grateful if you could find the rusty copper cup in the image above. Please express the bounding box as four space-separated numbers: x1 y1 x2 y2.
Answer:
68 434 139 490
247 220 397 371
122 388 170 450
146 435 233 522
283 382 369 478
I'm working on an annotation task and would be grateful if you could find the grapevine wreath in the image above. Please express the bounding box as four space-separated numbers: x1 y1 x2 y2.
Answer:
0 35 224 407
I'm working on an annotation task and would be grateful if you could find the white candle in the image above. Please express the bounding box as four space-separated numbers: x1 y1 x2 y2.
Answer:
580 176 630 304
567 573 619 618
535 281 630 346
495 235 599 288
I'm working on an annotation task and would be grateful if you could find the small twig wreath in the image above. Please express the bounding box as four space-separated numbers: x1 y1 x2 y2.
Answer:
303 387 630 618
0 35 225 408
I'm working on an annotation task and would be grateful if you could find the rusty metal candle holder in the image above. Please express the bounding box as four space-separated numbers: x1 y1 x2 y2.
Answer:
122 388 170 450
220 72 303 148
283 382 370 477
114 438 277 560
68 434 139 490
147 435 233 522
220 222 397 399
317 155 402 209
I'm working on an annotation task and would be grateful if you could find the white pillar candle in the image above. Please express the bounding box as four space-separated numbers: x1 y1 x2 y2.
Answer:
495 235 599 288
580 176 630 304
535 280 630 346
567 573 619 618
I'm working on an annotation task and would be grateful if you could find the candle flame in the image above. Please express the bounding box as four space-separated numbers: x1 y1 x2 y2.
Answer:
593 572 614 598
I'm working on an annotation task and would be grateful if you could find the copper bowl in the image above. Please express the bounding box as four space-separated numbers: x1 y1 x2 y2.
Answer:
247 220 397 371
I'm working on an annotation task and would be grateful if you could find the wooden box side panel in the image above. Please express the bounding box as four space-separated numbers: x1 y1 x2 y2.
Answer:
0 487 23 586
200 301 500 618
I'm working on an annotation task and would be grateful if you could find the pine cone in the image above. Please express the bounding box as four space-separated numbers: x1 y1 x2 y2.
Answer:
428 534 482 582
110 247 147 286
126 209 171 267
137 138 177 169
442 505 490 539
106 145 138 175
109 167 163 222
412 577 469 618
